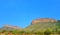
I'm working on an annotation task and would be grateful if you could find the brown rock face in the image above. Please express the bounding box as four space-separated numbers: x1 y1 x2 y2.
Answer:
32 18 57 24
4 24 20 30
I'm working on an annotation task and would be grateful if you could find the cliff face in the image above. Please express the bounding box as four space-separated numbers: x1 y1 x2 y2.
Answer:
32 18 57 24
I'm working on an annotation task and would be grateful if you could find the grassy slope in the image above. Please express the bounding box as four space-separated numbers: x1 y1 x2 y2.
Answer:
24 22 60 32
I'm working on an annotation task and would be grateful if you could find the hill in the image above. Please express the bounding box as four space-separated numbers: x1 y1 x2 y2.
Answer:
24 18 60 33
0 18 60 34
0 25 21 32
24 22 56 32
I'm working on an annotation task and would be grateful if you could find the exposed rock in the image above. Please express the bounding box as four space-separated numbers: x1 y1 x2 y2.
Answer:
3 24 20 30
32 18 57 24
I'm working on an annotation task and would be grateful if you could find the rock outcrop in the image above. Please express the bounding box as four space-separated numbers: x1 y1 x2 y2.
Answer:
32 18 57 24
3 24 20 30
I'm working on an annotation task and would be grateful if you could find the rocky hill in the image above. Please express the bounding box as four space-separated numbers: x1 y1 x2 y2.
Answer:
24 18 60 33
0 18 60 33
31 18 57 24
3 24 20 30
0 25 21 32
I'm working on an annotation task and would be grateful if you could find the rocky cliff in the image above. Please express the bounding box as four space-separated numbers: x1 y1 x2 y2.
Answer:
32 18 57 24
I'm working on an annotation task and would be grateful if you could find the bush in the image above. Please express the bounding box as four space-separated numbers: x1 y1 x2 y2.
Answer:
44 29 51 35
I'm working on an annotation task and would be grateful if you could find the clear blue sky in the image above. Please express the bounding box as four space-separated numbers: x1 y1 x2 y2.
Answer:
0 0 60 28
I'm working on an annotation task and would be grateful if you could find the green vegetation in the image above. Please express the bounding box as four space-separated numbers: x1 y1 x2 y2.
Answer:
0 22 60 35
23 22 60 34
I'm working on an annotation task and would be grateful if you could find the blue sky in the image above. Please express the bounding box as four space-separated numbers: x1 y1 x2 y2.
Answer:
0 0 60 28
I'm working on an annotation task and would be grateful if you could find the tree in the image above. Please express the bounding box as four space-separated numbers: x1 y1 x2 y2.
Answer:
44 29 51 35
58 20 60 22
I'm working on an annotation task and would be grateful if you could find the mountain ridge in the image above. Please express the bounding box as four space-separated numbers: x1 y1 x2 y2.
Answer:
0 18 60 33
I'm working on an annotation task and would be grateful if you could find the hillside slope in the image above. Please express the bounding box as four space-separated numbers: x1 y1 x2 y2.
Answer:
24 22 57 32
24 18 60 33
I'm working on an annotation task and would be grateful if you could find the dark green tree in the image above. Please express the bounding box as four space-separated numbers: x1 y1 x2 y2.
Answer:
44 29 51 35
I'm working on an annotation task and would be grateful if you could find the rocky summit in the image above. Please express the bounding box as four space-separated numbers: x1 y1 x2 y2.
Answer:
31 18 57 24
0 24 21 31
4 24 20 29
